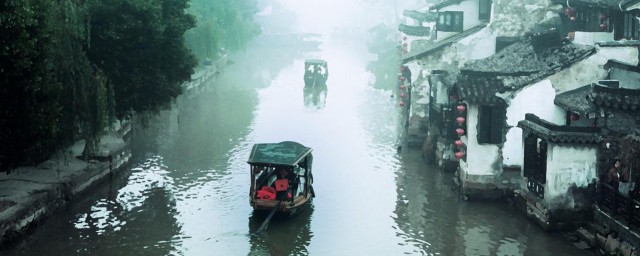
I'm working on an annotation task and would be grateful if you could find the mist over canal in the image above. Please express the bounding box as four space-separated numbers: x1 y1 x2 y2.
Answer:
6 1 588 255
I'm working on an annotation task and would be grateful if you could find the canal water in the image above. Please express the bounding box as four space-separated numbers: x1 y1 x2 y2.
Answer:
6 1 588 256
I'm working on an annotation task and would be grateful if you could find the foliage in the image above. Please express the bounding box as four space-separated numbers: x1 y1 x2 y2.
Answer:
1 0 63 170
87 0 197 118
0 0 259 171
185 0 261 59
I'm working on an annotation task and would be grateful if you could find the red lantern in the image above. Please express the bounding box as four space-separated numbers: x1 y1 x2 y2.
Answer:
456 117 466 126
455 151 465 159
400 93 406 98
403 36 407 40
402 49 408 54
400 66 406 72
400 85 406 90
456 105 466 113
455 140 464 147
400 76 406 81
399 101 405 107
456 128 465 136
402 42 408 47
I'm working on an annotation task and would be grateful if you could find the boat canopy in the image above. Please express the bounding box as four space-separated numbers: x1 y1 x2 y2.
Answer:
247 141 313 167
304 59 327 65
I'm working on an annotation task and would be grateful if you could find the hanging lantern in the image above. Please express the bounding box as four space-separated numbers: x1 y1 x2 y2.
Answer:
455 140 464 147
403 36 407 40
456 128 465 136
400 76 406 81
402 42 408 47
402 49 408 54
399 101 405 107
456 105 466 113
400 93 406 98
570 16 576 21
455 151 465 159
456 117 466 126
400 85 406 90
400 66 406 72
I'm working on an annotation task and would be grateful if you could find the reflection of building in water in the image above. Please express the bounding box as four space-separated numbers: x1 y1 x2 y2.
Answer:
392 150 462 255
392 150 582 255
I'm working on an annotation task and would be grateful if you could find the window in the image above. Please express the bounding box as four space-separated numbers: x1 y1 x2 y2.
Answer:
477 105 505 144
479 0 491 21
615 11 639 40
524 136 547 198
573 8 610 32
437 11 463 32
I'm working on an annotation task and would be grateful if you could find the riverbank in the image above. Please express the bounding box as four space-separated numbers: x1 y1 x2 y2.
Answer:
0 128 131 248
0 57 227 248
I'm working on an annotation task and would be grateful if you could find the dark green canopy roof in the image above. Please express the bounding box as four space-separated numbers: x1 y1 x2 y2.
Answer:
247 141 312 167
305 59 326 65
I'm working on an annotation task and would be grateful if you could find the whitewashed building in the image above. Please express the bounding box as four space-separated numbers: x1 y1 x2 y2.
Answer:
454 28 639 201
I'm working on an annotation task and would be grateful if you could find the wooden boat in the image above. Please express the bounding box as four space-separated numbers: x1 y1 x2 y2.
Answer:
248 141 315 217
304 59 328 87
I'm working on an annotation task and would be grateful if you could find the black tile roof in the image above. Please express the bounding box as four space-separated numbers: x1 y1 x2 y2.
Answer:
402 24 486 64
551 0 640 9
590 84 640 110
518 114 601 144
596 40 640 47
429 0 463 10
398 24 432 37
456 32 596 104
402 10 438 21
554 85 595 116
555 83 640 135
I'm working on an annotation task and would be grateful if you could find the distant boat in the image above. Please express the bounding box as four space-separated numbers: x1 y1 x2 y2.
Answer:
304 59 328 87
248 141 315 218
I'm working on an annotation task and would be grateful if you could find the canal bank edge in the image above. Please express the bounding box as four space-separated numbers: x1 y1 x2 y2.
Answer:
0 125 132 249
0 59 226 249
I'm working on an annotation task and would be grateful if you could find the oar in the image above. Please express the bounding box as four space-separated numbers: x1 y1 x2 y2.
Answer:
254 186 291 235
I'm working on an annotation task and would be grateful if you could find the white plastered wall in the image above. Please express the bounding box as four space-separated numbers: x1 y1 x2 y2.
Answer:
544 144 597 207
503 80 565 167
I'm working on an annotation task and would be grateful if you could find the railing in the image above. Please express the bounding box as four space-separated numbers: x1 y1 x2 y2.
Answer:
528 180 545 199
598 183 640 229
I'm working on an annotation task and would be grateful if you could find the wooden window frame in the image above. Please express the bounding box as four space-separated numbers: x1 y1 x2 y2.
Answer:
572 7 611 32
437 11 464 32
477 105 505 144
615 10 639 40
479 0 491 21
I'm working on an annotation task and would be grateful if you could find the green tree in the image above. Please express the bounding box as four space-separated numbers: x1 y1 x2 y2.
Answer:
186 0 260 60
87 0 197 118
1 0 62 170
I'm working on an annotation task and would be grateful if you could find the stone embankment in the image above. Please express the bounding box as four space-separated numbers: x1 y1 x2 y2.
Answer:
0 57 226 248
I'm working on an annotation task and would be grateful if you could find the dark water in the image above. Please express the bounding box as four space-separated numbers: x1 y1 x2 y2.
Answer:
5 35 587 256
5 2 588 255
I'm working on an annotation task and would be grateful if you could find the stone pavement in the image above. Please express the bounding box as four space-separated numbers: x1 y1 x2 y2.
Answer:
0 132 131 248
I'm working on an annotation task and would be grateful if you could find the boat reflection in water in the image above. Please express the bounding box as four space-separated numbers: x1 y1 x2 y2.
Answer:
303 84 328 110
247 204 314 255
